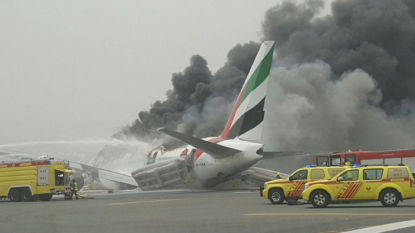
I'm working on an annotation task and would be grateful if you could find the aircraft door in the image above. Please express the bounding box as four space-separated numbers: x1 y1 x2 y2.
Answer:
146 152 152 165
186 149 196 171
189 149 196 163
147 152 158 165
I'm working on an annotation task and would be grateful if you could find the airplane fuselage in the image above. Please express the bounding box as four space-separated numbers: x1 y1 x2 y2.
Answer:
145 137 263 188
133 41 274 190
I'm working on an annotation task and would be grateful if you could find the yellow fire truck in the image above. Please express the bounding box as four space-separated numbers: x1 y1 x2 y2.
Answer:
0 159 73 202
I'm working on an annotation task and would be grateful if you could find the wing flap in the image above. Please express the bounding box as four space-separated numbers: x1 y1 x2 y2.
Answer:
158 128 242 159
68 162 138 187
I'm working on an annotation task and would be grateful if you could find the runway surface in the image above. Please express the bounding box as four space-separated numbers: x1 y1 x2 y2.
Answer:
1 189 415 233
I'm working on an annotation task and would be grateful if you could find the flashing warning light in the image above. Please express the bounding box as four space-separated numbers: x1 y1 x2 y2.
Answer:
306 164 312 168
353 164 360 167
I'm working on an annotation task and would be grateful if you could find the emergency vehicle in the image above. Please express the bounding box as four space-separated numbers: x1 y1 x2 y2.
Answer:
303 165 415 207
260 165 347 204
0 159 73 202
316 149 415 173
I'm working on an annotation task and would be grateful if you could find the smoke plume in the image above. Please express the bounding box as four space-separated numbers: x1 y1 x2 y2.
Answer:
263 62 415 151
263 0 415 107
116 0 415 152
114 42 260 147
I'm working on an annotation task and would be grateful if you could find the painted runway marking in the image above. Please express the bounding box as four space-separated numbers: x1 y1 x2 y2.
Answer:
109 199 182 206
344 219 415 232
246 213 415 217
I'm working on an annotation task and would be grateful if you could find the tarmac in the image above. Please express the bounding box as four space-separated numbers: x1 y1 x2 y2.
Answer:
1 189 415 233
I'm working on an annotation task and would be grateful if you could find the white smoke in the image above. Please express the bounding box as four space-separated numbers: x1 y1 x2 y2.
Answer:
0 139 151 171
0 139 146 148
263 61 415 152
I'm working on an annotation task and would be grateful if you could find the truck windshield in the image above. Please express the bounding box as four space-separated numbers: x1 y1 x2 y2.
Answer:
345 155 356 164
317 156 329 166
331 156 341 166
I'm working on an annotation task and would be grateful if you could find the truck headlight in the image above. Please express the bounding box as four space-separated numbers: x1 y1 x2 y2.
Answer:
264 184 267 189
304 184 309 191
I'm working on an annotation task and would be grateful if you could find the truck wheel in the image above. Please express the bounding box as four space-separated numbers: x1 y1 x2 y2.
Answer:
31 195 39 202
21 188 32 202
380 189 399 207
310 191 330 208
39 194 53 201
9 189 22 202
269 189 285 204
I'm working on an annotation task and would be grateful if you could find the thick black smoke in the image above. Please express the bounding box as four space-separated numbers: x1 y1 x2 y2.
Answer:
263 0 415 108
115 0 415 152
114 42 260 147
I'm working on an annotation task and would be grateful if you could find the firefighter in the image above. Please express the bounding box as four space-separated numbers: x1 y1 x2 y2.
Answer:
71 179 79 200
276 172 282 179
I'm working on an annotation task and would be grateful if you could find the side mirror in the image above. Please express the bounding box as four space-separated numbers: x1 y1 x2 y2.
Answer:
337 176 344 182
289 176 293 181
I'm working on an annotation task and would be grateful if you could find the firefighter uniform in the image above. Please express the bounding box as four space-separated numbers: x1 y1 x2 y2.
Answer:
71 180 79 200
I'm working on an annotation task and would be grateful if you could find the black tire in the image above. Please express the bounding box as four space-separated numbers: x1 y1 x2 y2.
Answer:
9 189 22 202
310 190 330 208
64 193 72 200
287 198 299 201
31 195 39 202
21 188 32 202
38 194 53 201
380 189 400 207
268 189 285 204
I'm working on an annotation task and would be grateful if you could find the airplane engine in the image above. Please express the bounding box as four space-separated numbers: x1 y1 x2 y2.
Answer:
131 158 188 190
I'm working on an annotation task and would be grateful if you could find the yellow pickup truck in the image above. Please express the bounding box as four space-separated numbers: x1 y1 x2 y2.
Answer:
261 166 346 204
303 165 415 207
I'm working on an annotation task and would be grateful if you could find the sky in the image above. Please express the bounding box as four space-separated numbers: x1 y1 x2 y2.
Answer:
0 0 295 145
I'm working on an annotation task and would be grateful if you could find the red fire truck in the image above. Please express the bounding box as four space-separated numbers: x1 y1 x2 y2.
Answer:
316 149 415 173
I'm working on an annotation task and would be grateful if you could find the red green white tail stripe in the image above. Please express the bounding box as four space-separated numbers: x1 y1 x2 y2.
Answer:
220 41 274 140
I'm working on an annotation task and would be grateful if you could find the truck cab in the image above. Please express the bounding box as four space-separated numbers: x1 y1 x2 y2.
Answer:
316 153 356 166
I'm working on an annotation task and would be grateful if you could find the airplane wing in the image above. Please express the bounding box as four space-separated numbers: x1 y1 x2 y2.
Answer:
70 162 137 188
158 128 242 159
262 151 332 159
213 167 290 189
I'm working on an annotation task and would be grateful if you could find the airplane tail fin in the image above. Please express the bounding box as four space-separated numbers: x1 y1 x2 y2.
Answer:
220 41 274 141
